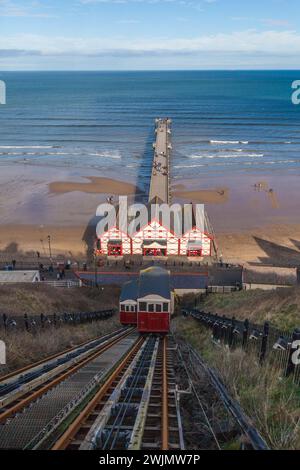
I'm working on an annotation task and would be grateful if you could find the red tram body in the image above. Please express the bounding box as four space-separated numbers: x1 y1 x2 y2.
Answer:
119 280 138 326
120 310 137 326
119 267 173 334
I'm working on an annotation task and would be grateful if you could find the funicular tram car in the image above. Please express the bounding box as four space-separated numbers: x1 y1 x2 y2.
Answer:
119 267 173 334
119 279 138 326
137 267 173 334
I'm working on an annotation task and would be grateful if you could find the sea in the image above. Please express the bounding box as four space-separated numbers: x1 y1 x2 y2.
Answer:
0 70 300 193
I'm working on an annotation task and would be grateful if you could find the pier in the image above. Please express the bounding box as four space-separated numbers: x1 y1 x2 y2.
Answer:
148 118 172 204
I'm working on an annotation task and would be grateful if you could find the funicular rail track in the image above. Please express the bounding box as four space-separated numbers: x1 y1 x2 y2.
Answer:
0 328 134 436
0 332 183 450
51 336 184 451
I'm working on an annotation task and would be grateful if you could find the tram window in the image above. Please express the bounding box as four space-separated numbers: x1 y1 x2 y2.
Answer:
139 302 147 311
156 304 162 312
126 305 130 312
148 304 154 312
131 306 135 312
120 304 125 312
163 303 169 312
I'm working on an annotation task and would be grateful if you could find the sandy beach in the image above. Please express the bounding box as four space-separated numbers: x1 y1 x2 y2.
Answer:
1 222 300 266
49 176 140 196
1 163 300 265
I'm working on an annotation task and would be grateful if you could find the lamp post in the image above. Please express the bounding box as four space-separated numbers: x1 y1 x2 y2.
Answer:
94 251 98 287
47 235 52 260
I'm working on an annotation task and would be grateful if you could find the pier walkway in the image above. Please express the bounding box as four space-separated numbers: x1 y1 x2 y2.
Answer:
148 118 172 204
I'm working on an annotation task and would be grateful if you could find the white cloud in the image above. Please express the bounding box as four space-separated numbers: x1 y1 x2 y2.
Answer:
1 30 300 56
0 0 56 18
261 18 291 27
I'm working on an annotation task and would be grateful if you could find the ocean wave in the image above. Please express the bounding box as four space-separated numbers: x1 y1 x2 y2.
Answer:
189 153 264 159
210 140 249 145
89 151 121 159
174 164 205 168
0 145 58 149
0 151 72 157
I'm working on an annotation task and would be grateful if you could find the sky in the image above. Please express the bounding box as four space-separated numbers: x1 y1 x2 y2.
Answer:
0 0 300 70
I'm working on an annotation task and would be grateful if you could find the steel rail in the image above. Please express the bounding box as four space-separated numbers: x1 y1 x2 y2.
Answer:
0 326 124 383
51 336 144 450
0 328 134 423
162 336 169 450
79 338 154 450
100 337 157 450
52 336 183 451
128 339 159 450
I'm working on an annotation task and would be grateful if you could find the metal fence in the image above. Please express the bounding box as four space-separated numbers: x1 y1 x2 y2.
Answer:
189 309 300 385
41 280 83 288
0 309 115 333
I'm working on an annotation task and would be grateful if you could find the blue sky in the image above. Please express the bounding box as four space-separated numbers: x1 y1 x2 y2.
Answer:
0 0 300 70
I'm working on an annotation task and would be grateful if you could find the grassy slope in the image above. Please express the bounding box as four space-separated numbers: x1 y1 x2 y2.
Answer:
1 316 120 376
196 287 300 330
173 317 300 450
0 284 121 375
0 284 121 316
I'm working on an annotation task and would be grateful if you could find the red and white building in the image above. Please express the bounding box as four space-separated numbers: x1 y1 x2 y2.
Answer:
94 118 214 259
95 205 213 258
97 226 131 257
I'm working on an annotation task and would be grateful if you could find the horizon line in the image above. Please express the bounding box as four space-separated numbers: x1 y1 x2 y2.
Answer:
1 68 300 73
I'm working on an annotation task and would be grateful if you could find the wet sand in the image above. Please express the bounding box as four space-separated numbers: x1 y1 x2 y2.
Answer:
49 177 139 196
173 187 229 204
172 173 300 233
1 164 300 265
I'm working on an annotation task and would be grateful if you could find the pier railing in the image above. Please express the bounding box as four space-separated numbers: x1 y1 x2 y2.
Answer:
188 309 300 385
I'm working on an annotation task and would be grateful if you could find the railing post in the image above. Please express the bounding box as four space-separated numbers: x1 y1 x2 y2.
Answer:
40 313 45 328
3 313 7 332
242 319 249 350
24 313 29 332
228 316 235 348
53 313 57 326
285 328 300 377
259 322 269 364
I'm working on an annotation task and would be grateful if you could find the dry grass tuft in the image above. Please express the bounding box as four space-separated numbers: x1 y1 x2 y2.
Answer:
0 284 122 376
0 316 120 376
173 317 300 450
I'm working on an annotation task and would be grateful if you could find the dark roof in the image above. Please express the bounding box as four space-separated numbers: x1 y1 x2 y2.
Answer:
108 239 122 245
138 266 171 300
120 279 139 302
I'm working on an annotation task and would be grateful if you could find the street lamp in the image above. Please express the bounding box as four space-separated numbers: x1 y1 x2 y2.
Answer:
94 251 98 287
47 235 52 260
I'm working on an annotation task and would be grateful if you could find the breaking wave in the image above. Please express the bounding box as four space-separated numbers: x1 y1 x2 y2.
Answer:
210 140 249 145
89 151 121 159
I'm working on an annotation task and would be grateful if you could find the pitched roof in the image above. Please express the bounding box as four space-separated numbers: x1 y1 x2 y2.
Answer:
120 279 139 302
99 202 213 239
138 266 171 300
